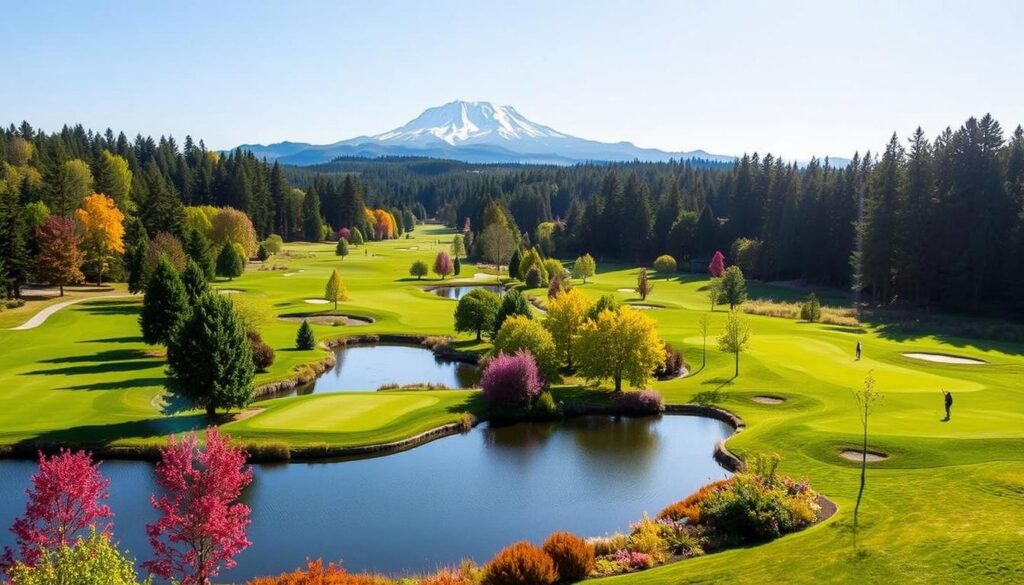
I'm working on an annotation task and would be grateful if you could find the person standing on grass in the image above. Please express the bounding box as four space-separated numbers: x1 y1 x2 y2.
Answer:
942 390 953 421
856 340 862 361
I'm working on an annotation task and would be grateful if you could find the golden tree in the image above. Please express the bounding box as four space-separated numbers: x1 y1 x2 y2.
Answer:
324 269 348 311
75 193 124 285
544 288 593 371
575 307 664 392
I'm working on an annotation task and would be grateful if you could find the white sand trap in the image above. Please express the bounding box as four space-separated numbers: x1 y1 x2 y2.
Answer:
217 289 243 294
473 273 497 280
629 304 660 310
304 299 330 305
617 288 635 293
752 395 785 405
283 273 297 277
841 450 888 462
903 352 985 365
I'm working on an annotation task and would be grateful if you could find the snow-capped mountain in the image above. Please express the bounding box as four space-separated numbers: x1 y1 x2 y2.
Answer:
236 100 736 166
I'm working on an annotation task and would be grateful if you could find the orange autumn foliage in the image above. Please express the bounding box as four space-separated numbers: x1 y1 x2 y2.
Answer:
365 208 397 240
247 559 391 585
541 531 594 581
657 478 735 524
76 193 125 254
481 541 558 585
418 569 472 585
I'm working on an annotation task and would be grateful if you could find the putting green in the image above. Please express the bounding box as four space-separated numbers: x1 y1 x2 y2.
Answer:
240 394 442 433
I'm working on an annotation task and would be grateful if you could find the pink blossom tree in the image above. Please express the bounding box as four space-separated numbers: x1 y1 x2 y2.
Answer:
337 227 351 242
144 428 252 585
3 450 112 568
433 251 454 280
481 350 544 408
709 251 726 278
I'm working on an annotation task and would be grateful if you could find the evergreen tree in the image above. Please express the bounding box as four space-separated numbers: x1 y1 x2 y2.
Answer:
295 319 316 350
181 258 208 302
335 238 349 259
0 186 29 298
301 186 323 242
216 243 243 281
166 293 254 417
508 247 523 280
123 215 149 294
184 227 215 279
453 255 461 276
137 161 184 237
493 289 533 335
139 256 188 345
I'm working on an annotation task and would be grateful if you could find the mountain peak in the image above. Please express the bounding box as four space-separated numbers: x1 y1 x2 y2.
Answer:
372 100 567 146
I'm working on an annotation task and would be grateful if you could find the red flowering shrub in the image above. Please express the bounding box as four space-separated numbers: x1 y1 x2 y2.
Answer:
709 251 726 277
481 350 544 408
541 531 595 581
481 541 558 585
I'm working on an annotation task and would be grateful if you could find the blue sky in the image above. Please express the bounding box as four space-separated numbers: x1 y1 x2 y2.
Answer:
3 0 1022 159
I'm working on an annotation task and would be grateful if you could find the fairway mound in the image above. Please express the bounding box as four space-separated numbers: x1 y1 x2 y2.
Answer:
752 395 785 405
304 299 330 304
841 449 888 462
903 352 986 365
278 313 374 326
217 289 244 294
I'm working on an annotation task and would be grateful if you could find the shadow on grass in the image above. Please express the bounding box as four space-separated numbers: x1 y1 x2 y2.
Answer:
75 301 138 317
62 377 166 391
15 414 210 452
79 336 144 344
22 360 160 377
40 349 151 364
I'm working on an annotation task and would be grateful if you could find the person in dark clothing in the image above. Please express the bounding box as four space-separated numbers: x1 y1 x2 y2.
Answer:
855 340 862 361
942 390 953 421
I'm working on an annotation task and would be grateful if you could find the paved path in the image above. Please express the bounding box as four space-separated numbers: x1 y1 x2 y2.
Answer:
9 294 134 331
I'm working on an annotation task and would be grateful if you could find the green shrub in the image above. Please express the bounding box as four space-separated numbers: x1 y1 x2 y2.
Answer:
532 391 559 418
800 292 822 322
588 533 627 557
628 513 668 562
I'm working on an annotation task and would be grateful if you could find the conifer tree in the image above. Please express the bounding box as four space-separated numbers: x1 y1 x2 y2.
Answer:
295 320 316 350
216 244 243 281
140 256 188 345
181 258 208 303
123 215 149 294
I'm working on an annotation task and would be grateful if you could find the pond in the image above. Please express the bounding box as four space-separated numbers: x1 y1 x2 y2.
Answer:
295 344 481 394
429 284 504 300
0 415 731 581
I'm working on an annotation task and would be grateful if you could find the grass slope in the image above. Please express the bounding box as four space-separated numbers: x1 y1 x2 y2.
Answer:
0 224 1022 583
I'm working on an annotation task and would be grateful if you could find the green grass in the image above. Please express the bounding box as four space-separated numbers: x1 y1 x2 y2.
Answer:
1 224 1023 583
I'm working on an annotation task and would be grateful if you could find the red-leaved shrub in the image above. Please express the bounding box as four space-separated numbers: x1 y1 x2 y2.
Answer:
482 541 558 585
541 531 595 581
481 350 544 408
419 569 472 585
657 479 735 524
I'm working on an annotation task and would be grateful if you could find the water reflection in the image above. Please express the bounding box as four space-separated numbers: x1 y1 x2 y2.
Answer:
292 344 481 395
430 285 504 300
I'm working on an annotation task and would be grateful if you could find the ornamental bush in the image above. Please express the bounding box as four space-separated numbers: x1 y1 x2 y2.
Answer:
800 292 822 322
480 350 544 409
653 254 677 276
657 479 735 524
481 541 558 585
541 531 595 581
614 390 665 414
524 266 542 289
247 329 276 371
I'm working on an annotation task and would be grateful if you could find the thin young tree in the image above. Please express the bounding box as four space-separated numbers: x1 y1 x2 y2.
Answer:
853 370 882 547
433 251 454 280
697 313 710 370
635 268 654 301
324 269 348 311
717 310 751 378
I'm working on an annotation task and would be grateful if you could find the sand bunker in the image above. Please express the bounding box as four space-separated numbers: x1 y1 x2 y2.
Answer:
617 288 635 293
903 352 985 365
304 299 330 305
752 395 785 405
628 304 661 310
841 450 888 462
279 314 373 326
217 289 243 294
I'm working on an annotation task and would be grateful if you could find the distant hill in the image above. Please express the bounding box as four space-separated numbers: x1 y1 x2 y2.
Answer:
235 100 738 166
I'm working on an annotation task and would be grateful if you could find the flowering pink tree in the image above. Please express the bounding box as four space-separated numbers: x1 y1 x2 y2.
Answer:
709 251 726 278
433 251 454 280
481 350 544 408
337 227 351 242
3 450 112 568
144 428 252 585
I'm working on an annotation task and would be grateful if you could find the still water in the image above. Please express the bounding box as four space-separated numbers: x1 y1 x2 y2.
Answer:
296 344 481 394
0 415 731 581
430 285 504 300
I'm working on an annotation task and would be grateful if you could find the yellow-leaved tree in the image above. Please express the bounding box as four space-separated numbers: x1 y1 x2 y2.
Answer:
75 193 125 285
544 288 593 371
575 306 664 392
324 269 348 311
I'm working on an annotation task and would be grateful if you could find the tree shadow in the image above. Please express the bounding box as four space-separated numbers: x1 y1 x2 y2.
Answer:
40 349 151 364
15 415 210 451
79 336 144 344
76 301 138 317
22 360 160 377
62 377 166 391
